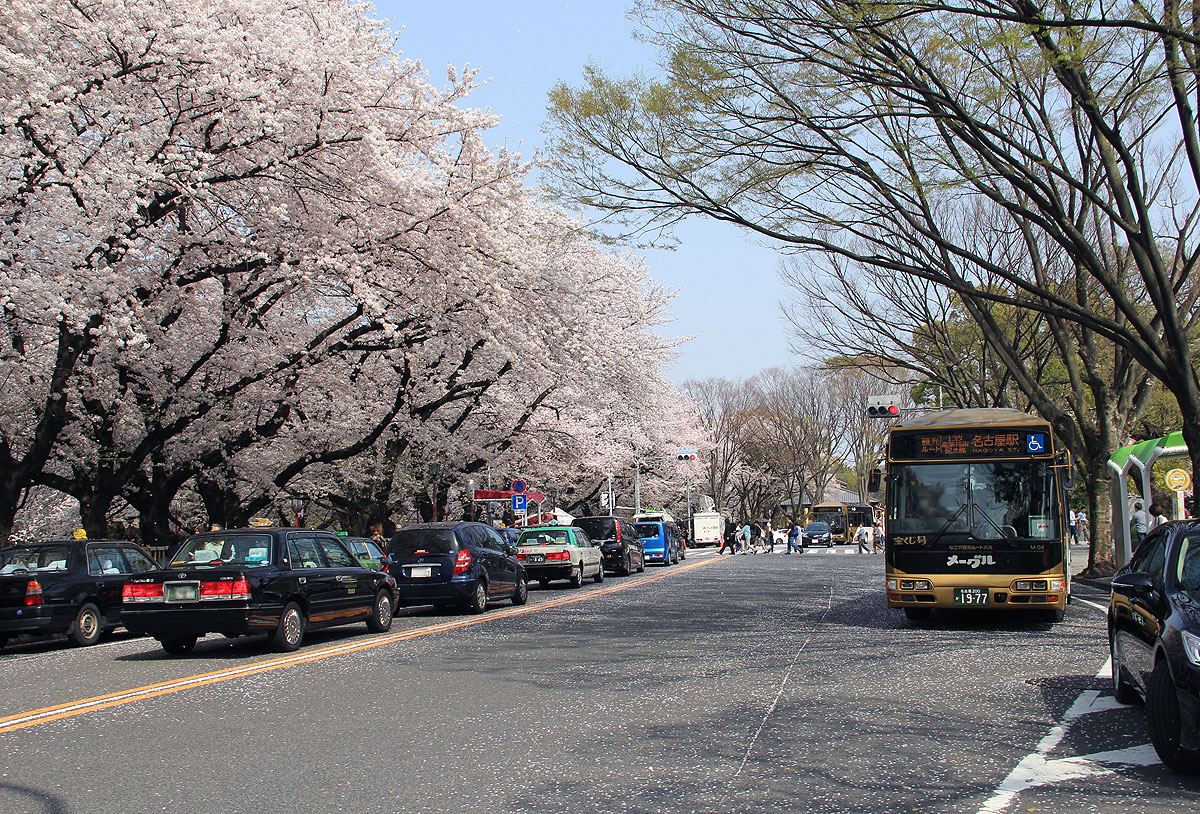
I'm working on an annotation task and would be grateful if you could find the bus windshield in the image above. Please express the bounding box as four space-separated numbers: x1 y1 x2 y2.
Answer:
812 509 845 533
888 461 1058 541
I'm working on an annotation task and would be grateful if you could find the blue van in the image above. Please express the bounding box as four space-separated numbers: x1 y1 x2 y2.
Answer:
634 521 679 566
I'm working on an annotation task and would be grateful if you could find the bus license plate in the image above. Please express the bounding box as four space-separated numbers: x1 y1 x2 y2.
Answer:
954 587 989 605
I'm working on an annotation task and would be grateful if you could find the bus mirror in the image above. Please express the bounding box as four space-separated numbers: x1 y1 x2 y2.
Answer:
867 469 882 493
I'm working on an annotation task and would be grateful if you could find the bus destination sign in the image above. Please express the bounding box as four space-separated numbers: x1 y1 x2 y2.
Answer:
891 428 1051 460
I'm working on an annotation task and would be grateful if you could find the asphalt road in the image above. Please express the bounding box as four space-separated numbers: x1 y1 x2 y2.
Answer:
1 547 1197 814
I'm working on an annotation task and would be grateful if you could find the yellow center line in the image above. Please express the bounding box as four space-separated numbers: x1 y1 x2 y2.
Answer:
0 555 725 734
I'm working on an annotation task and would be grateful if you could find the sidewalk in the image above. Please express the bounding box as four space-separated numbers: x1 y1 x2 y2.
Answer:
1069 543 1112 592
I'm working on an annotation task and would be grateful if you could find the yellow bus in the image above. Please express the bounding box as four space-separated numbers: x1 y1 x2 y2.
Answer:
879 408 1071 623
810 502 875 544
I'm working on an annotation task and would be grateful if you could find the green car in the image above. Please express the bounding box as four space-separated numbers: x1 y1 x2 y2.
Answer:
343 537 387 571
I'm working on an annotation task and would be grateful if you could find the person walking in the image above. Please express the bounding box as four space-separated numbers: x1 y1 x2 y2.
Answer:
856 523 872 553
748 520 762 554
786 518 802 554
764 520 775 553
1068 508 1079 545
737 521 751 554
719 524 737 555
871 521 884 553
1149 502 1168 529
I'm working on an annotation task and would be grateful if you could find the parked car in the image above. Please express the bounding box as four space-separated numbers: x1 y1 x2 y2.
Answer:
1110 520 1200 773
0 538 160 648
516 526 603 587
343 536 387 570
572 516 645 575
634 521 679 566
802 521 833 548
387 522 527 613
122 527 397 654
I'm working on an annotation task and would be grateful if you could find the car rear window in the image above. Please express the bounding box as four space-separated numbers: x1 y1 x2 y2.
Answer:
635 523 663 539
390 528 457 556
0 546 71 574
574 518 616 540
519 529 571 546
170 534 273 568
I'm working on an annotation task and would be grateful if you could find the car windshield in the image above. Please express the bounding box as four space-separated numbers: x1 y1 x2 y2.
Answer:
635 524 662 539
804 523 830 534
390 528 456 556
170 534 273 568
519 530 571 546
0 545 71 574
574 518 616 540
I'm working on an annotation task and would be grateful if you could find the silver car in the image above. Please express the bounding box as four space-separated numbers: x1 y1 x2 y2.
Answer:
516 526 604 588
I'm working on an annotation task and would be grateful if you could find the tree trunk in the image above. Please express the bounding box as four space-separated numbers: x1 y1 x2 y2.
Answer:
78 491 114 541
1084 470 1113 571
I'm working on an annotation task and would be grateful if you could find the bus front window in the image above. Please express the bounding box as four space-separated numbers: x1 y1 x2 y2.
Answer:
889 462 1058 540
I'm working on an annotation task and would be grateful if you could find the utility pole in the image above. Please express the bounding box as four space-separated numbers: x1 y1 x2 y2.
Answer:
634 460 641 515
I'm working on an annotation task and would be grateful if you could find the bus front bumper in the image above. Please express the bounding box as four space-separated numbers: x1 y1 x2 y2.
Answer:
886 579 1066 610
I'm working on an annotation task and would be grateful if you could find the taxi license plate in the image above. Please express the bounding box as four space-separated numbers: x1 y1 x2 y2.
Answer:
409 566 432 578
165 583 199 602
529 554 545 563
954 587 990 606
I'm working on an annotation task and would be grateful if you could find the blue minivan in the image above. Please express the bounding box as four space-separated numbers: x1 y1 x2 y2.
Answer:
386 522 528 613
635 521 680 566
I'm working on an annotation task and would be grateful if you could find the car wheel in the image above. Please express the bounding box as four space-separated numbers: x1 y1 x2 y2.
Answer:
1109 631 1140 705
0 635 7 650
1147 659 1200 773
366 590 394 633
619 553 631 577
637 553 646 573
465 580 488 614
569 562 584 588
160 636 197 655
512 575 528 606
69 603 103 647
904 607 932 622
593 562 604 584
538 578 550 587
272 602 306 652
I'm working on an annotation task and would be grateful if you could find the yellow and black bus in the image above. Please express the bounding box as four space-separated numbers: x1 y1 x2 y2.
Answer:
880 408 1071 623
810 502 875 544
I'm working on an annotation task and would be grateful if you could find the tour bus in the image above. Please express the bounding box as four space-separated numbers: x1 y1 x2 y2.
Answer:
877 408 1071 623
810 502 875 544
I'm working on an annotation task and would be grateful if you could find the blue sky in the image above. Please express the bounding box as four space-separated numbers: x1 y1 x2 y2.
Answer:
372 1 796 383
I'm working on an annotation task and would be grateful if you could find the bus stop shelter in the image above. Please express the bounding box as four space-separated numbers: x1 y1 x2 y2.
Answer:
1108 430 1188 565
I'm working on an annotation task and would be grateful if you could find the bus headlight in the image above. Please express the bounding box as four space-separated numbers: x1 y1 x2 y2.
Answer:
1050 580 1065 592
898 580 931 590
1183 631 1200 667
887 579 897 590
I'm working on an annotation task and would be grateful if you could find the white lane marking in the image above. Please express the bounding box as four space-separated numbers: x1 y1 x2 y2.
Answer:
1071 595 1109 613
976 661 1157 814
725 585 837 788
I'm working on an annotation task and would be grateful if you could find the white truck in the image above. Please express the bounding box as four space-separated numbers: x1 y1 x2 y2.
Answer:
691 511 725 547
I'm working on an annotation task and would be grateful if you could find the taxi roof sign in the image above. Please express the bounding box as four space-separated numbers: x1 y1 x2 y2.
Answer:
248 517 274 528
72 528 87 540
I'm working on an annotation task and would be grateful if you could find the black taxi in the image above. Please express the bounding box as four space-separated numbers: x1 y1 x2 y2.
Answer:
122 526 396 654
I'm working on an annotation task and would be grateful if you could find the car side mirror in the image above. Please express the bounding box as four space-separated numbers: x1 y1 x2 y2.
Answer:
1111 571 1154 594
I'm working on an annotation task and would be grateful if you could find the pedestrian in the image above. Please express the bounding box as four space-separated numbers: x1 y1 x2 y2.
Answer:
737 521 751 554
719 523 737 555
370 522 385 546
764 520 775 552
856 523 872 554
1149 502 1168 529
871 521 884 553
786 518 802 554
1068 508 1079 544
1131 501 1150 544
748 521 761 554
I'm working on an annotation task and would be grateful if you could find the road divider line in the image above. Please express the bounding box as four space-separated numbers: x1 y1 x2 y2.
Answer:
0 556 725 735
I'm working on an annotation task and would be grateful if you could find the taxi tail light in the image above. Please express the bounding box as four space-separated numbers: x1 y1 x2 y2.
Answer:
230 576 251 600
545 551 571 560
123 583 164 603
199 577 252 600
24 580 43 606
516 552 527 561
453 549 472 575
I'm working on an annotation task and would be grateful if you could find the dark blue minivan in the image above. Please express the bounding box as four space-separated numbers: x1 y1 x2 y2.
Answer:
635 521 680 566
386 522 527 613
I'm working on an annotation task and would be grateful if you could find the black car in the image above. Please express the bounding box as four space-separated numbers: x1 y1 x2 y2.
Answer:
1110 520 1200 773
387 522 527 613
0 539 160 648
572 516 645 575
122 527 397 654
802 522 833 547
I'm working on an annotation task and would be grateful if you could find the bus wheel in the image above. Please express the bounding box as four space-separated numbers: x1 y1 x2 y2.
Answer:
1045 608 1066 623
904 607 932 622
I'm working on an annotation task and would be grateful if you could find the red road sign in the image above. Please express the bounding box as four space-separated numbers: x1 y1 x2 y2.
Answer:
474 489 545 503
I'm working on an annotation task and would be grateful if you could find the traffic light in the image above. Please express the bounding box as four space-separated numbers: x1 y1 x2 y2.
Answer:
867 395 901 418
677 452 697 460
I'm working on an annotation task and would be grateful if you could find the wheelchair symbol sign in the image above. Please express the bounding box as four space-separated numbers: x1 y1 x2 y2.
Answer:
1026 434 1045 453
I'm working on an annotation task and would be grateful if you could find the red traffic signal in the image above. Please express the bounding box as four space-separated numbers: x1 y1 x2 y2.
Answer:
867 396 902 418
677 453 697 460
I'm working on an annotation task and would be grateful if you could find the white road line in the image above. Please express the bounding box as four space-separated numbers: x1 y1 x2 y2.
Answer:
975 659 1156 814
1071 595 1109 613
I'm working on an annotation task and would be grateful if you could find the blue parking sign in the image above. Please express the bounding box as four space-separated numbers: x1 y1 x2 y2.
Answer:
512 494 527 511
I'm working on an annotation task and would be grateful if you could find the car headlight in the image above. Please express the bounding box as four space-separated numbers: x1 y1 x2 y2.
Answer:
1183 630 1200 667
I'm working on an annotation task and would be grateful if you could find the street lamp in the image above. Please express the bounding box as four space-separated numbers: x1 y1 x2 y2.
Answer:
467 479 476 522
